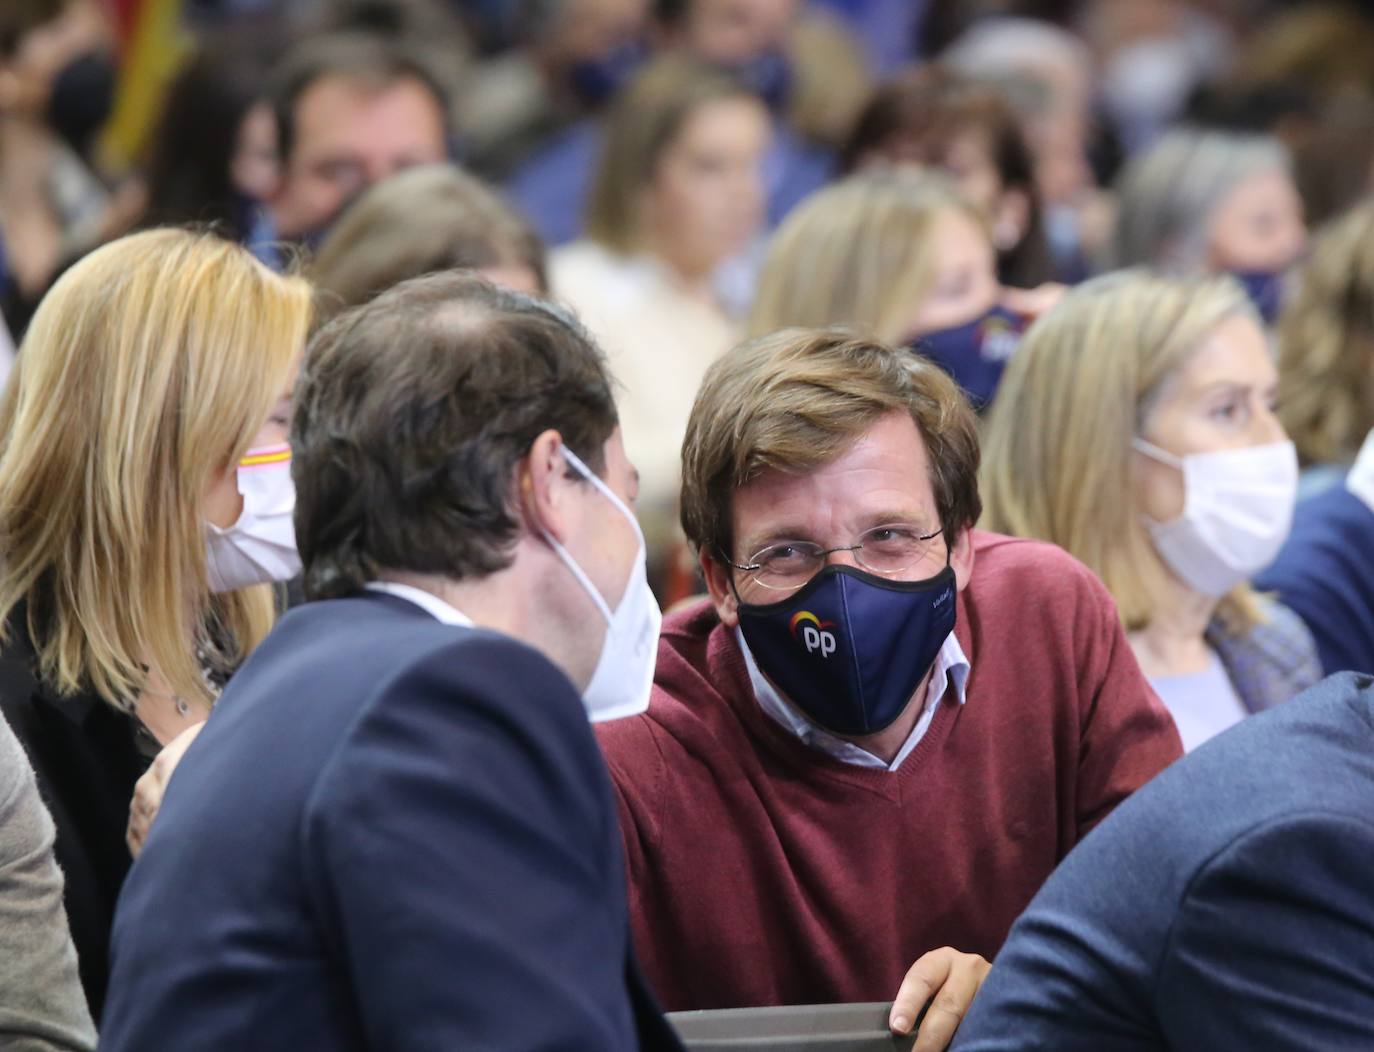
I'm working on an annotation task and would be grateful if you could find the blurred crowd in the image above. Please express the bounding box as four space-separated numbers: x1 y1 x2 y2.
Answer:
8 0 1374 1047
8 0 1374 579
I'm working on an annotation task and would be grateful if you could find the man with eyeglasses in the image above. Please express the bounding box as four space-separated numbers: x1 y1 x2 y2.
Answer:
595 329 1182 1051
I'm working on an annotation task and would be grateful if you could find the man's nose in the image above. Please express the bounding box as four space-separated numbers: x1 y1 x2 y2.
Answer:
823 547 861 570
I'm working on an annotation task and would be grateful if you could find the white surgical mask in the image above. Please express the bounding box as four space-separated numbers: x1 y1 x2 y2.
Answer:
541 446 662 723
1134 437 1298 597
205 443 302 593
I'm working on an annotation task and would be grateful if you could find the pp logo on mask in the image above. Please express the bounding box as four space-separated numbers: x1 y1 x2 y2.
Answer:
790 611 837 658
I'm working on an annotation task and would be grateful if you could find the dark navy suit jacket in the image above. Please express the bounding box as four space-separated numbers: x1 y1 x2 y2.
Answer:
100 591 682 1051
953 672 1374 1051
1257 483 1374 676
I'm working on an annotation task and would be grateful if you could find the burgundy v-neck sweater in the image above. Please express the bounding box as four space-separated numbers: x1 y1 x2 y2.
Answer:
596 531 1182 1012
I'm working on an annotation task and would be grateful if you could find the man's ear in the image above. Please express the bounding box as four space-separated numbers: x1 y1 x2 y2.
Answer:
519 429 577 544
950 526 975 592
700 547 740 628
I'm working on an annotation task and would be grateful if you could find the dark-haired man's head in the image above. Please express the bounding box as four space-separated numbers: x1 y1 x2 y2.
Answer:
265 34 450 241
294 272 644 695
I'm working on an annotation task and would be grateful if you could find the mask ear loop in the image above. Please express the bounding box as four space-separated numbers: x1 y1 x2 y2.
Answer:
1132 437 1183 470
541 443 646 626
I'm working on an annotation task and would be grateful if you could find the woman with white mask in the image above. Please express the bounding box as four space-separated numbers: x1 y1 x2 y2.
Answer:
981 270 1320 751
0 229 310 1016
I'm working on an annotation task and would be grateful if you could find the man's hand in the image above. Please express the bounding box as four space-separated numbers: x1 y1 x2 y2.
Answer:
889 947 992 1051
127 721 205 857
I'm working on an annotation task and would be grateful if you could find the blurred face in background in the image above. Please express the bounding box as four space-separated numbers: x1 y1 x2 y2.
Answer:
932 132 1001 214
1135 313 1285 524
674 0 799 64
545 0 649 108
0 0 110 119
640 94 769 279
1206 168 1306 273
882 131 1028 255
269 74 447 240
905 207 1000 335
552 0 648 65
1029 99 1092 209
230 101 279 204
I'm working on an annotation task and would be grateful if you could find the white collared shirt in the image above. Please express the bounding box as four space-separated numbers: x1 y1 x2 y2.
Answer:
737 627 970 772
365 581 474 628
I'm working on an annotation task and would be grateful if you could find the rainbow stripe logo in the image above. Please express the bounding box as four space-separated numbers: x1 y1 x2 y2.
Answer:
789 610 836 639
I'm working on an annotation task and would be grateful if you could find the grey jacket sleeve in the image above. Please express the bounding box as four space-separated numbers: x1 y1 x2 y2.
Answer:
0 718 97 1052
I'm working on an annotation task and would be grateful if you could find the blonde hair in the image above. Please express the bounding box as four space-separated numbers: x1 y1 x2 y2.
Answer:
0 229 312 710
980 270 1263 633
681 328 981 563
308 164 546 322
1106 128 1290 272
1278 199 1374 466
585 55 758 253
746 168 987 343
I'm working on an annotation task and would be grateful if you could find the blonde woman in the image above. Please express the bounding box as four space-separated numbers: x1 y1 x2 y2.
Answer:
1277 199 1374 492
748 167 1057 411
0 228 311 1015
550 55 769 555
1106 128 1306 323
982 271 1320 751
309 164 547 323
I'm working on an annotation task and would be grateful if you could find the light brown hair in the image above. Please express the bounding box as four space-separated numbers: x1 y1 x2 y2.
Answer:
980 270 1263 633
585 55 757 253
1278 198 1374 467
0 229 311 709
309 164 547 321
681 328 981 563
746 168 986 343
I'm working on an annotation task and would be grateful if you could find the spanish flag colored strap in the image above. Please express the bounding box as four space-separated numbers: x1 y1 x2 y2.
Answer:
239 444 292 469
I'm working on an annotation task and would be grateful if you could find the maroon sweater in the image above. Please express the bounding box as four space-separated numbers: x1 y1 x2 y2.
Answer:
596 531 1182 1012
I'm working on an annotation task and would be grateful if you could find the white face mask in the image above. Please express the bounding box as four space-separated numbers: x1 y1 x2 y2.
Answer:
541 446 662 723
205 444 302 593
1135 438 1298 597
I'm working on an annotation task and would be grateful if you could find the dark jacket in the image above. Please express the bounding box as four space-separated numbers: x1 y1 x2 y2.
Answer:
100 591 682 1050
0 619 149 1020
1257 483 1374 676
953 671 1374 1051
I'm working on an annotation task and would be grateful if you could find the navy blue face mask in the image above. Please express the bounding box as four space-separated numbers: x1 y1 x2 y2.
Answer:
47 50 115 161
735 562 957 737
1230 268 1285 325
729 50 792 113
911 303 1027 410
568 40 648 108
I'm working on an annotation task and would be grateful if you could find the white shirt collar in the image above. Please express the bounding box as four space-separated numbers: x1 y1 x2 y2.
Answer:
365 581 474 628
736 626 969 772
